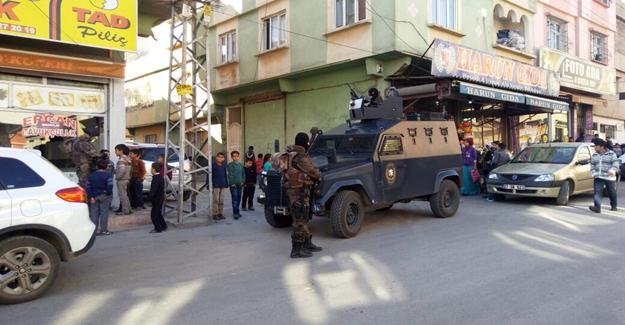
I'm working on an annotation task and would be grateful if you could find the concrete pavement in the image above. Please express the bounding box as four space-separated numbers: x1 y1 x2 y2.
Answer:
2 183 625 325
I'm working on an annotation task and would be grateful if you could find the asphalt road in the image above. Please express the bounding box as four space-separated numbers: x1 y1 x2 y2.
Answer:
2 184 625 325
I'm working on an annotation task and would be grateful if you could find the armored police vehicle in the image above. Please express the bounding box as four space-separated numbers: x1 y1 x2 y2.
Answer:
259 88 463 238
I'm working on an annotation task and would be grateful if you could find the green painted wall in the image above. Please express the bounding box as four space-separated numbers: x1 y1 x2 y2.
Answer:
289 0 327 71
371 0 397 54
244 99 286 155
238 11 260 85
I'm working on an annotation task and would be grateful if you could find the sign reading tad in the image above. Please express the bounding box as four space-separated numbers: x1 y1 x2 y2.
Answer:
0 0 136 52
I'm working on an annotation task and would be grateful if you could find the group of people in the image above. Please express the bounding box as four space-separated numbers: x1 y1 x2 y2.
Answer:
459 138 510 199
210 146 275 221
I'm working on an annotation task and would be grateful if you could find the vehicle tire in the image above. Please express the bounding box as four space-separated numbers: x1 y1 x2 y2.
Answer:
493 194 506 201
182 190 191 201
0 236 60 305
376 204 393 212
331 190 364 238
429 179 460 218
264 206 292 228
556 181 572 206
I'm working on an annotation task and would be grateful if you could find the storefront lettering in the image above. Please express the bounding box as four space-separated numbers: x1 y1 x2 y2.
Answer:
22 113 77 138
0 1 19 21
459 84 525 104
72 7 130 29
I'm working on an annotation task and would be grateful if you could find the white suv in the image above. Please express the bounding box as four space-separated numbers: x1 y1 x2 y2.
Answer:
0 148 96 304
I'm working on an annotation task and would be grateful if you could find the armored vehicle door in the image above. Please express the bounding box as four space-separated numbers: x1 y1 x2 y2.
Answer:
376 134 408 202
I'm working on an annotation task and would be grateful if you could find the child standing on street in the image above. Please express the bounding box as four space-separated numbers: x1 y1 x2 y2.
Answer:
263 154 273 171
87 160 114 236
227 151 245 219
256 153 264 185
148 163 168 233
129 149 146 209
242 159 257 211
212 152 228 221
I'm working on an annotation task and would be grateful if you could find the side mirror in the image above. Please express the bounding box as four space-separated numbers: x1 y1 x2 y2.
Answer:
577 159 590 166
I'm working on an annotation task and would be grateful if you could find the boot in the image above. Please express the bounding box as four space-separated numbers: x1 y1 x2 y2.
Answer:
304 235 322 252
290 241 313 258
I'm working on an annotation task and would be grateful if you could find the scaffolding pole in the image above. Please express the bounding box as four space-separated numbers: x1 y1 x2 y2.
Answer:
164 0 212 223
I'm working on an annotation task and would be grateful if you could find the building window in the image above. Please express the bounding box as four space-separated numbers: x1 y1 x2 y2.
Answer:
431 0 457 30
547 16 567 52
600 124 615 138
594 0 610 7
218 31 237 64
261 12 287 51
591 31 607 63
145 134 157 144
335 0 366 28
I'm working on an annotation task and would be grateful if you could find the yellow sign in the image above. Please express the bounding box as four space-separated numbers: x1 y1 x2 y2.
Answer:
176 84 192 96
0 0 137 52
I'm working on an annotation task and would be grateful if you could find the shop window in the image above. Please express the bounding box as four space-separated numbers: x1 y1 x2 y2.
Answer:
261 12 287 51
591 31 608 64
335 0 366 28
47 78 105 90
0 157 45 189
546 16 567 52
600 124 616 138
0 73 42 84
431 0 457 30
145 134 158 144
493 5 527 51
380 135 403 156
218 31 237 64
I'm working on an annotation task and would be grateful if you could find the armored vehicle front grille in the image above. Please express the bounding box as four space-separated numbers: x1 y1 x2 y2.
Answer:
265 171 289 206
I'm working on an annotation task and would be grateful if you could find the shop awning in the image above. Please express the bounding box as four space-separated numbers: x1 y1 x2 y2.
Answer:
458 82 569 112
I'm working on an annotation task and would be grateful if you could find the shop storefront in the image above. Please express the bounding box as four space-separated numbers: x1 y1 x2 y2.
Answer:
539 48 617 141
393 39 568 154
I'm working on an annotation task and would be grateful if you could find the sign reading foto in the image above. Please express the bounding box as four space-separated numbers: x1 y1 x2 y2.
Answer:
539 47 616 96
431 39 560 97
0 0 136 51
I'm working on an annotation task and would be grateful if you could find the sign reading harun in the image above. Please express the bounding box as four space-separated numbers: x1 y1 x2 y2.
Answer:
0 0 136 51
539 47 616 96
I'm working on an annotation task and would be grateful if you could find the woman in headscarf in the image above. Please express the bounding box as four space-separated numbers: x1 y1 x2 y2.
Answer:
461 138 480 195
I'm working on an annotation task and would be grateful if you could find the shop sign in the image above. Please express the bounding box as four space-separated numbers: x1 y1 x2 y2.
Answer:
0 0 136 51
12 84 106 114
0 83 7 108
22 113 77 137
459 83 525 104
432 39 560 97
525 95 569 111
539 48 616 96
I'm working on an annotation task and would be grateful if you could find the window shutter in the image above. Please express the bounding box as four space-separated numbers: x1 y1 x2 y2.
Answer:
562 25 568 52
358 0 366 21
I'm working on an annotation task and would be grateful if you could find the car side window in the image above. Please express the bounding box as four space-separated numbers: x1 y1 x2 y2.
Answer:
577 147 591 161
0 157 46 190
380 135 403 156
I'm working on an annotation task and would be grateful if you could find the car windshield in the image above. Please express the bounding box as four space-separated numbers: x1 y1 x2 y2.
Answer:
512 146 576 164
309 135 377 157
140 148 179 163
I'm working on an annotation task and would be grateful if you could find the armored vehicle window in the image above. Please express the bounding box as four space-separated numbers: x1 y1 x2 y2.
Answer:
380 135 403 156
309 135 377 155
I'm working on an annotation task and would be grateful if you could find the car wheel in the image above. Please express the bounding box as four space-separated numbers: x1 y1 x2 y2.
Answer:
429 179 460 218
0 236 60 305
375 204 393 212
264 206 292 228
556 181 572 206
331 190 364 238
493 194 506 201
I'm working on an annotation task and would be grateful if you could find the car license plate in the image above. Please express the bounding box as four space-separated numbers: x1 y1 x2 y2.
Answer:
503 184 525 190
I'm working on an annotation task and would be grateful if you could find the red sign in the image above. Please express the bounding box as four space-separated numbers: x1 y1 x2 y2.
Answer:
22 114 77 137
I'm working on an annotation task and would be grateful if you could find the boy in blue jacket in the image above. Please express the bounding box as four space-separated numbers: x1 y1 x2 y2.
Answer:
212 152 228 221
87 160 114 236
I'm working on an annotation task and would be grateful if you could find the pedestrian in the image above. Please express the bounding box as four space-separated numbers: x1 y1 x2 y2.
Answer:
148 163 168 233
99 149 115 176
245 146 256 165
87 159 114 236
71 134 98 187
461 138 480 196
212 152 228 221
242 158 257 211
263 154 273 172
606 137 615 151
227 151 245 219
589 139 620 213
256 153 264 185
114 144 132 215
129 149 146 209
284 133 322 258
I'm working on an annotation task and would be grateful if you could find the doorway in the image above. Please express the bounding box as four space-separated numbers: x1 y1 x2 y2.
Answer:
226 106 242 156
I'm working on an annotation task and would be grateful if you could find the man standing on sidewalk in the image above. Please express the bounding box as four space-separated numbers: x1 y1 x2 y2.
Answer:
114 144 132 215
589 139 620 213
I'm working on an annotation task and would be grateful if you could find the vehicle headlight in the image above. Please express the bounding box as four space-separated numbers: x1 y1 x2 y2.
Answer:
534 174 555 182
488 173 498 180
